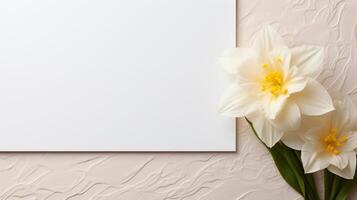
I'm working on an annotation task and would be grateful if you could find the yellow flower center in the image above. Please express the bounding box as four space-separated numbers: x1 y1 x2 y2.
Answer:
322 128 347 155
261 57 287 96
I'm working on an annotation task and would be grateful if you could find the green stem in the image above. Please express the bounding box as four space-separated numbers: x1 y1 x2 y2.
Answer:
245 117 320 200
329 175 341 200
325 167 357 200
293 150 318 199
324 170 333 200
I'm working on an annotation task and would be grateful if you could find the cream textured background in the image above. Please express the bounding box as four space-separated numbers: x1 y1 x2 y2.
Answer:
1 0 357 199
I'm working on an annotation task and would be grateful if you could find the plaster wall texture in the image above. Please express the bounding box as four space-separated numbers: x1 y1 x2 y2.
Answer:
1 0 357 199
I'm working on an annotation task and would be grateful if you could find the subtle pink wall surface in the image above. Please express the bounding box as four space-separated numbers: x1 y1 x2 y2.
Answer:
1 0 357 199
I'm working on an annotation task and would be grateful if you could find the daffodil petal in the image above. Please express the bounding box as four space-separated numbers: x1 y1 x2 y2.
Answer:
331 97 357 132
286 76 307 94
329 152 349 169
269 46 292 73
262 94 288 119
302 126 327 145
327 152 356 179
220 48 258 75
293 79 334 116
248 115 283 147
290 45 324 78
219 83 260 117
281 132 304 150
252 25 288 59
342 133 357 151
271 101 301 131
301 144 330 173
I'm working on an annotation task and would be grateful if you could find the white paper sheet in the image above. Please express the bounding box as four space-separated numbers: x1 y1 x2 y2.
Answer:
0 0 236 151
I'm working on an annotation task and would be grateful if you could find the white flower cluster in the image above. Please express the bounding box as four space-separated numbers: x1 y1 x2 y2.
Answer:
219 26 357 179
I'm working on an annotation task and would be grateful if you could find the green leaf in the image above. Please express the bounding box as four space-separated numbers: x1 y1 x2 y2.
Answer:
326 165 357 200
324 170 333 200
268 144 302 193
330 174 342 200
334 182 354 200
245 118 320 200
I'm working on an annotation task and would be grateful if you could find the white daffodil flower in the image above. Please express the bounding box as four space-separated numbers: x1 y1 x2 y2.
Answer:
282 97 357 179
219 25 334 147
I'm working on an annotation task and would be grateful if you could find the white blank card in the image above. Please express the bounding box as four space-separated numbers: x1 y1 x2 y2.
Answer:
0 0 236 151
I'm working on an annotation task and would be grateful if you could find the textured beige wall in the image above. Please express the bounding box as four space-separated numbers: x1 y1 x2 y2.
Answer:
1 0 357 199
0 122 300 200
